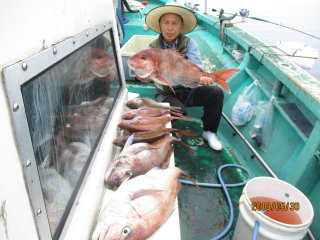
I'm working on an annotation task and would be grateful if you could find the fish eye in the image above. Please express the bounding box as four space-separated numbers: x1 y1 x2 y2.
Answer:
122 226 131 236
131 114 136 118
97 54 102 59
141 55 147 60
125 171 132 178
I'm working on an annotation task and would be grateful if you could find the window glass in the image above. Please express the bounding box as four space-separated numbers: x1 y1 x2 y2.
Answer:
21 30 120 236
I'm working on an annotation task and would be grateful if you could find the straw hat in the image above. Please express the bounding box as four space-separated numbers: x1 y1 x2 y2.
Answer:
145 5 197 35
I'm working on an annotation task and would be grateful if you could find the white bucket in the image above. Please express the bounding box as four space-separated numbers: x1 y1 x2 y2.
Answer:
233 177 314 240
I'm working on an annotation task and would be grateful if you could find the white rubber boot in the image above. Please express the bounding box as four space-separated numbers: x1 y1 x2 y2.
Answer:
202 131 222 151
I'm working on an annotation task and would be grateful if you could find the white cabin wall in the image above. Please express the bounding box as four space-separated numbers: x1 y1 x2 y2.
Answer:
0 0 111 67
0 0 124 239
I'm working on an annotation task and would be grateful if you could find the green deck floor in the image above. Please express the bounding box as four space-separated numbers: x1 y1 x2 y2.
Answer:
126 81 249 239
173 120 248 240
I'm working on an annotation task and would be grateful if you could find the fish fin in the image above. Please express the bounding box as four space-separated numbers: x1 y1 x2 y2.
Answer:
180 171 202 191
160 147 173 169
138 105 149 109
170 111 184 117
69 71 94 93
129 189 163 200
210 69 240 94
175 130 198 140
171 116 195 120
124 134 135 149
154 81 164 90
177 141 196 153
169 106 183 114
182 81 199 88
152 70 176 95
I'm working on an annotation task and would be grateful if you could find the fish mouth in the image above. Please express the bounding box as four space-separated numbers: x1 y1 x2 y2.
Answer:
127 61 153 78
91 62 116 78
99 226 109 240
105 167 117 185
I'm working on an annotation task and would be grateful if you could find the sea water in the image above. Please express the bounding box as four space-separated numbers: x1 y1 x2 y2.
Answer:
177 0 320 81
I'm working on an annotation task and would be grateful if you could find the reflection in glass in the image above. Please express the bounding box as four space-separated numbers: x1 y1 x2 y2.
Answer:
21 31 120 236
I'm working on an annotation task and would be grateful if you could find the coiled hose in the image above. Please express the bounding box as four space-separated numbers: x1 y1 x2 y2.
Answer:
179 164 251 240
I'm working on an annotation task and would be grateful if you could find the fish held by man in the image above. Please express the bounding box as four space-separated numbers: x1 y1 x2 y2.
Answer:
105 136 195 186
127 48 240 94
126 97 182 113
117 115 195 132
112 128 198 147
69 47 116 93
93 167 201 240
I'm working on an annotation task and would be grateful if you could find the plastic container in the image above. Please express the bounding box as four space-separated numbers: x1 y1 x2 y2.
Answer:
121 35 157 80
233 177 314 240
275 41 319 69
232 50 245 59
231 101 253 125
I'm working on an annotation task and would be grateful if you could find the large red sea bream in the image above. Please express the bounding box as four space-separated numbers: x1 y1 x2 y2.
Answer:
127 48 240 94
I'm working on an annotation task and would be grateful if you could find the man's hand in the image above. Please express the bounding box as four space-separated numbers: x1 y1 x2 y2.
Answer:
200 70 214 85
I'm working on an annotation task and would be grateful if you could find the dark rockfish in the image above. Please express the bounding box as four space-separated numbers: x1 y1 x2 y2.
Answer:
93 167 200 240
112 128 198 147
127 48 240 94
126 97 182 112
122 106 182 120
117 116 195 132
105 136 195 186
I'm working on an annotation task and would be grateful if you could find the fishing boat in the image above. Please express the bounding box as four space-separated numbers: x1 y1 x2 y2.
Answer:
0 0 319 239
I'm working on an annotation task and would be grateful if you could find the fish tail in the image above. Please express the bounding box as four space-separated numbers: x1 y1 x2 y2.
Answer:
178 140 195 153
169 107 184 114
170 111 184 117
180 171 202 190
175 130 198 140
210 69 240 94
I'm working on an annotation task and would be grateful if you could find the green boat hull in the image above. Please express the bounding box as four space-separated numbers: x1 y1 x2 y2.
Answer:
122 1 320 238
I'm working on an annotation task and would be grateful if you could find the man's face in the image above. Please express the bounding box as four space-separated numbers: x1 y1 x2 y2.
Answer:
159 13 184 45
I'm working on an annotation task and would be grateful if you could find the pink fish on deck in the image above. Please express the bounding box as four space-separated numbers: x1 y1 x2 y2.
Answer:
127 48 240 94
69 47 116 93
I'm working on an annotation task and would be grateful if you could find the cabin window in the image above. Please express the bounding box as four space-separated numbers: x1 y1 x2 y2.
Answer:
19 30 121 237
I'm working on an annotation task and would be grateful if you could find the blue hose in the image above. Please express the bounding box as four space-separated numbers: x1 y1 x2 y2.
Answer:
252 221 260 240
179 164 251 240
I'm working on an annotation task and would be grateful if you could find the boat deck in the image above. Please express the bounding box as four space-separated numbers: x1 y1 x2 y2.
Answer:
173 119 247 240
123 4 254 239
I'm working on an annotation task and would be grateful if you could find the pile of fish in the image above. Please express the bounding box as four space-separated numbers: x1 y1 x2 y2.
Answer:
94 97 200 239
38 96 113 234
107 97 198 186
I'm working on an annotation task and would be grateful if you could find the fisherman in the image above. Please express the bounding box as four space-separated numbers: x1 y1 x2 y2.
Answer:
145 5 224 151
